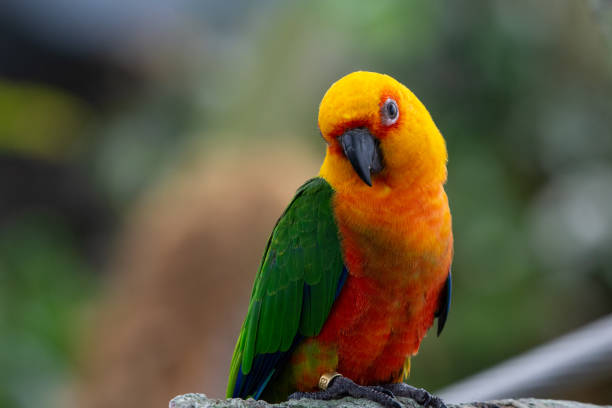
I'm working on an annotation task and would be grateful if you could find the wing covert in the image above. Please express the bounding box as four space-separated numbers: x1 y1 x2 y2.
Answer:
227 177 345 399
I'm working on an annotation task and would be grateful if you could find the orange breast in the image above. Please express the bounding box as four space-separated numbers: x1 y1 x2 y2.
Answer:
316 181 453 385
281 178 453 394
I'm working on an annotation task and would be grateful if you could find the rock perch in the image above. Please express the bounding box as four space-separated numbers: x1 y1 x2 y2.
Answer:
169 393 611 408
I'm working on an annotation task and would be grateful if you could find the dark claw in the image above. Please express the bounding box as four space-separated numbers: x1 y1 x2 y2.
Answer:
380 383 446 408
289 376 402 408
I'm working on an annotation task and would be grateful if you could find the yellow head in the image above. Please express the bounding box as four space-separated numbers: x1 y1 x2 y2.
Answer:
318 71 447 191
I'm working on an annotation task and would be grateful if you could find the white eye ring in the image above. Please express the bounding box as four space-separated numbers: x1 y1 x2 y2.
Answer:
381 98 399 126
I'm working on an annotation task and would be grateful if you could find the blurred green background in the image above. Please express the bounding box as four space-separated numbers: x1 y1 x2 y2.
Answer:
1 1 611 408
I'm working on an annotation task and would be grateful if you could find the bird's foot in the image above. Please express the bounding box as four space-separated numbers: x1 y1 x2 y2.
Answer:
380 383 446 408
289 373 401 408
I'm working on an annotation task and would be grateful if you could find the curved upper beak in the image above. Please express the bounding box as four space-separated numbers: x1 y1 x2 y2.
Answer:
339 128 383 187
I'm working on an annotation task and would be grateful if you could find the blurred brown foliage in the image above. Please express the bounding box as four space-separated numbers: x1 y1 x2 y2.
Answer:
75 142 319 408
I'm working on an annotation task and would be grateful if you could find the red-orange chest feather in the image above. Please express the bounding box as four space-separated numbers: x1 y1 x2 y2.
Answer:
316 183 453 383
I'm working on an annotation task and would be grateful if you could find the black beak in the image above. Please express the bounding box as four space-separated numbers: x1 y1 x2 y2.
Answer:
339 128 383 187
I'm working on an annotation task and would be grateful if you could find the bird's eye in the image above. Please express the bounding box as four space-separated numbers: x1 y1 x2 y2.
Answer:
381 98 399 126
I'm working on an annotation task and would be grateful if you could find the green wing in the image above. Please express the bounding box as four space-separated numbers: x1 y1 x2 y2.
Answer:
226 177 345 399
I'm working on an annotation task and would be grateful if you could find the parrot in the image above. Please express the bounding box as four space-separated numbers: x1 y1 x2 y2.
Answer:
226 71 453 408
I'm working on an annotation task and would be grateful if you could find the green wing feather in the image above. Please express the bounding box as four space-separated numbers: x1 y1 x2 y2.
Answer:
226 177 344 398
